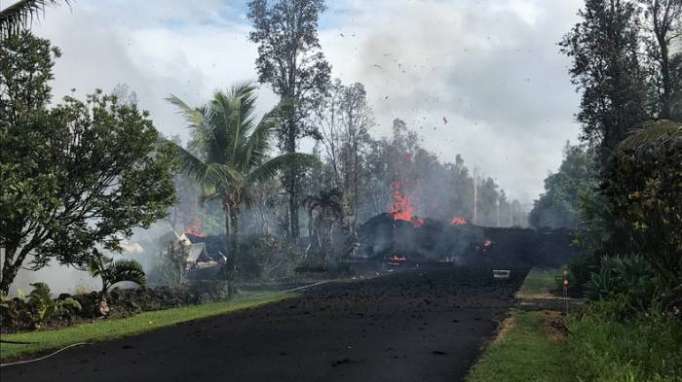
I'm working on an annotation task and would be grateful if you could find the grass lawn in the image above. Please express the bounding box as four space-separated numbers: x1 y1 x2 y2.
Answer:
466 310 572 382
466 267 571 382
1 291 294 361
515 268 560 299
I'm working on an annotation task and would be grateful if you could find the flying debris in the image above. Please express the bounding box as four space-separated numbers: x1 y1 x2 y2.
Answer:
372 64 383 70
443 116 448 125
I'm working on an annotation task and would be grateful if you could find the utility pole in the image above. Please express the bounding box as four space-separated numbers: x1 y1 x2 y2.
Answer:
496 198 500 227
473 167 478 225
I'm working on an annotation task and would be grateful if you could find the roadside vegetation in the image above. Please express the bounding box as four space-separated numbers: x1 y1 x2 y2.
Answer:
515 268 559 299
472 267 682 382
522 0 682 380
0 291 293 361
466 310 571 382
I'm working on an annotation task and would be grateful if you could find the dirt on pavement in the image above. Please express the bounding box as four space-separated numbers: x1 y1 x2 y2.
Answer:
1 265 528 382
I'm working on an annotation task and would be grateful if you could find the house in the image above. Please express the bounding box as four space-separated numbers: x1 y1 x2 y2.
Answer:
187 243 211 269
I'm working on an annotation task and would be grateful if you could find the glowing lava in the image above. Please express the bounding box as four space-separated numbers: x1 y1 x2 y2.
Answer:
184 218 206 238
390 181 424 227
450 216 467 225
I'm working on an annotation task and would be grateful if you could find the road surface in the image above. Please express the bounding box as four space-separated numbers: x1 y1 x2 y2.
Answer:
2 266 527 382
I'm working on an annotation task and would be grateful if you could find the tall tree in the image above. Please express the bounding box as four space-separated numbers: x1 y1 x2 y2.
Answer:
639 0 682 119
0 34 176 294
248 0 331 239
316 80 373 233
560 0 649 168
530 143 599 229
167 84 316 284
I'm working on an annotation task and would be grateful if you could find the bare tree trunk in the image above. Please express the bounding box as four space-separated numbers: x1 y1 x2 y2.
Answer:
0 241 34 295
231 207 240 269
286 119 300 239
223 201 235 295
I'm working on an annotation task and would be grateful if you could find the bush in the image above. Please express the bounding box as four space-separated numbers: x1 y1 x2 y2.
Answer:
236 235 301 281
1 282 232 332
586 256 658 316
603 120 682 291
569 304 682 381
1 283 82 330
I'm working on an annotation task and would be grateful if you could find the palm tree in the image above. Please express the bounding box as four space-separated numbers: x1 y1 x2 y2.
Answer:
167 83 316 283
88 249 146 315
0 0 68 38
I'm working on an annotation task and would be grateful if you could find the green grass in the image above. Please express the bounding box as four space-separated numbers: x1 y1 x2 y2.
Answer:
567 304 682 382
466 310 572 382
1 291 294 361
516 268 560 299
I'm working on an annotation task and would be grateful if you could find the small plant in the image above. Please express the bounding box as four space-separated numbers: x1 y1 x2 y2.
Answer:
54 297 83 322
27 282 56 328
586 255 658 316
88 250 146 315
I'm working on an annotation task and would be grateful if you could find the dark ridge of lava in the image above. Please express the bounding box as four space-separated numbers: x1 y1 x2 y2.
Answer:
358 213 579 268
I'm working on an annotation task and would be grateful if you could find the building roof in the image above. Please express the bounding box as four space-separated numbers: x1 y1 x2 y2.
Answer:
187 243 207 263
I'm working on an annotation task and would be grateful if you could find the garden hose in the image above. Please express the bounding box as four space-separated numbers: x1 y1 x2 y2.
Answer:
0 342 91 368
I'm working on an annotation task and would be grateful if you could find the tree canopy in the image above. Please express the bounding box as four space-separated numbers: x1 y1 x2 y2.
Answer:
0 32 176 294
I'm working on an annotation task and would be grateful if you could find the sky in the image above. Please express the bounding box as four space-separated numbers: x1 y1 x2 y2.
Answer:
18 0 585 205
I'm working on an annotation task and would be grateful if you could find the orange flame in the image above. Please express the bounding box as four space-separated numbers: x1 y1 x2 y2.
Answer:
450 216 467 225
390 181 424 227
185 217 206 238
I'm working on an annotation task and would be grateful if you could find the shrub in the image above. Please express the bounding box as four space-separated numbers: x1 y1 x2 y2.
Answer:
603 120 682 291
586 256 658 316
236 234 301 281
568 305 682 381
0 283 84 330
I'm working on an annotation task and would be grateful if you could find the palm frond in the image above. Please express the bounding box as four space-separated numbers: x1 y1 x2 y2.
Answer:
107 260 146 287
248 152 319 184
166 94 205 128
205 162 244 189
0 0 67 38
170 140 210 182
231 82 258 139
198 191 220 206
243 107 279 169
620 120 682 154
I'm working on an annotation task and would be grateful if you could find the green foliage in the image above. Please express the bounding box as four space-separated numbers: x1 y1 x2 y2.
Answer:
466 311 572 382
516 268 560 298
586 256 657 314
54 297 82 321
530 142 598 229
0 31 176 294
167 84 318 282
88 251 146 296
248 0 332 238
0 1 67 38
603 120 682 290
560 0 649 166
26 282 55 327
562 253 600 297
1 282 84 329
235 235 301 281
569 306 682 381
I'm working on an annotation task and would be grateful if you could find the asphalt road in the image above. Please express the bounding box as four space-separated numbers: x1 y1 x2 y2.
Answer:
1 266 527 382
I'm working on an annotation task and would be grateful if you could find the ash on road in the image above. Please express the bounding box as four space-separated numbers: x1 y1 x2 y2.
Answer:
2 266 527 382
